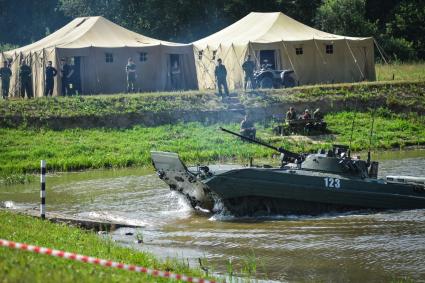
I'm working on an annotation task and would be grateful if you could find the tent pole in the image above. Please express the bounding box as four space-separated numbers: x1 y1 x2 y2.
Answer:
345 39 365 80
248 42 261 68
42 49 46 97
313 38 333 82
281 40 299 80
229 43 248 90
373 38 388 65
194 45 215 89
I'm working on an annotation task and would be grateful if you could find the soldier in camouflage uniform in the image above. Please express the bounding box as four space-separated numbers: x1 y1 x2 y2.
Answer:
126 57 137 93
240 113 256 139
214 58 229 97
0 61 12 99
242 55 256 90
19 61 33 99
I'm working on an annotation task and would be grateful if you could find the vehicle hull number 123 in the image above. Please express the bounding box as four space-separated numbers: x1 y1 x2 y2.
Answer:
324 177 341 188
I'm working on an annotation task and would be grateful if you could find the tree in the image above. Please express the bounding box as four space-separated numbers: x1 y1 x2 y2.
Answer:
315 0 377 37
58 0 122 23
384 0 425 59
0 0 68 46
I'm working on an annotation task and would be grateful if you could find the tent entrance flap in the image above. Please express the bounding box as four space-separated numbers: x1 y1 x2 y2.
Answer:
259 50 276 69
71 56 82 95
168 54 184 90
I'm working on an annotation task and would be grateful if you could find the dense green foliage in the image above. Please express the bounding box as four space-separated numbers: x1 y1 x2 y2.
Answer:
0 0 423 60
1 111 424 181
0 210 212 283
315 0 378 37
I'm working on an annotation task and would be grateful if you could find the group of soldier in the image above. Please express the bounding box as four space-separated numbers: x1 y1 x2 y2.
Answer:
285 106 327 133
3 54 258 99
0 56 144 99
214 54 256 98
0 58 80 99
0 60 35 99
286 107 323 121
238 107 327 141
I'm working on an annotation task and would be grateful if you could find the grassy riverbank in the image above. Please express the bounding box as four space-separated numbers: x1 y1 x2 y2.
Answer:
1 110 424 183
0 210 212 283
0 80 424 129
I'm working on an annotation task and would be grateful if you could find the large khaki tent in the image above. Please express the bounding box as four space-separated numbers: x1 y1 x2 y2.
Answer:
193 12 375 90
0 16 197 97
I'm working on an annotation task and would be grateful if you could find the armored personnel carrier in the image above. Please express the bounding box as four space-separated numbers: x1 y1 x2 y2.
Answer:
151 128 425 216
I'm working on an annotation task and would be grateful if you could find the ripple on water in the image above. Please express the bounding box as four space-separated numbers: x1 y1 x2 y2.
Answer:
1 154 424 282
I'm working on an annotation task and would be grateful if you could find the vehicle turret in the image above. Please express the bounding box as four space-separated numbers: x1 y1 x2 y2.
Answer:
220 128 378 179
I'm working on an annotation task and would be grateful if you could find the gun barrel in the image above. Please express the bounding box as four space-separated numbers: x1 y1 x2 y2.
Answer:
219 127 300 159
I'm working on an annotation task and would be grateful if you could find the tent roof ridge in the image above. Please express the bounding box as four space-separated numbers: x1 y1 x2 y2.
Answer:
254 12 282 42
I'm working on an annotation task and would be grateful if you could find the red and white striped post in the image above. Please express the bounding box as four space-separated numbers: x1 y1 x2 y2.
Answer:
40 160 46 219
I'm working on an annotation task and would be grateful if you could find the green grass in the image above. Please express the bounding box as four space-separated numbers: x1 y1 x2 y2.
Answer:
1 80 424 129
0 90 223 119
246 80 425 110
0 210 213 283
376 62 425 81
0 111 424 181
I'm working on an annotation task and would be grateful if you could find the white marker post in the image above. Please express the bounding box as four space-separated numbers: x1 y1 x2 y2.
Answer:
40 160 46 219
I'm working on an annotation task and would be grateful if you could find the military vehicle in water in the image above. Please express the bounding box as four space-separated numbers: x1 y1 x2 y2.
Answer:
151 128 425 216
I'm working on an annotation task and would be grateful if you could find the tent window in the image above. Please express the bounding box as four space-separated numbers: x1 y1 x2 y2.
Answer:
295 47 303 55
105 53 113 63
198 50 203 60
326 44 333 54
139 52 147 62
212 50 217 60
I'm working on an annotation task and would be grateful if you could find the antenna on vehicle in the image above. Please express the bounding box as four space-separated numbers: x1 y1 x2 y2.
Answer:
348 99 359 158
367 105 377 166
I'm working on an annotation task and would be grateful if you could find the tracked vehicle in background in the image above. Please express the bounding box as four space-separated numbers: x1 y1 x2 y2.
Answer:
151 128 425 216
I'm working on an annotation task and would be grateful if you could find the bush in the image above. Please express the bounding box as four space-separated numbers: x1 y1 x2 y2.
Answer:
377 35 417 61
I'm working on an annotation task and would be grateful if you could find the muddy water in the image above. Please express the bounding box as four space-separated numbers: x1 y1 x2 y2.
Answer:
1 150 425 282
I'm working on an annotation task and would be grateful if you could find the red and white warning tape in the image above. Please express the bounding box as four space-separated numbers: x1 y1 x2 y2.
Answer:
0 239 217 283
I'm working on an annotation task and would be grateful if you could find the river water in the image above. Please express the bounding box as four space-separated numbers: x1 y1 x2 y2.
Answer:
1 150 425 282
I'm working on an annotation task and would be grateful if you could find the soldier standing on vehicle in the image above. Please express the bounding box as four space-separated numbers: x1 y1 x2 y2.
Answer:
214 58 229 97
126 57 137 93
60 58 73 96
0 61 12 99
45 61 57 96
242 55 255 91
19 60 33 99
